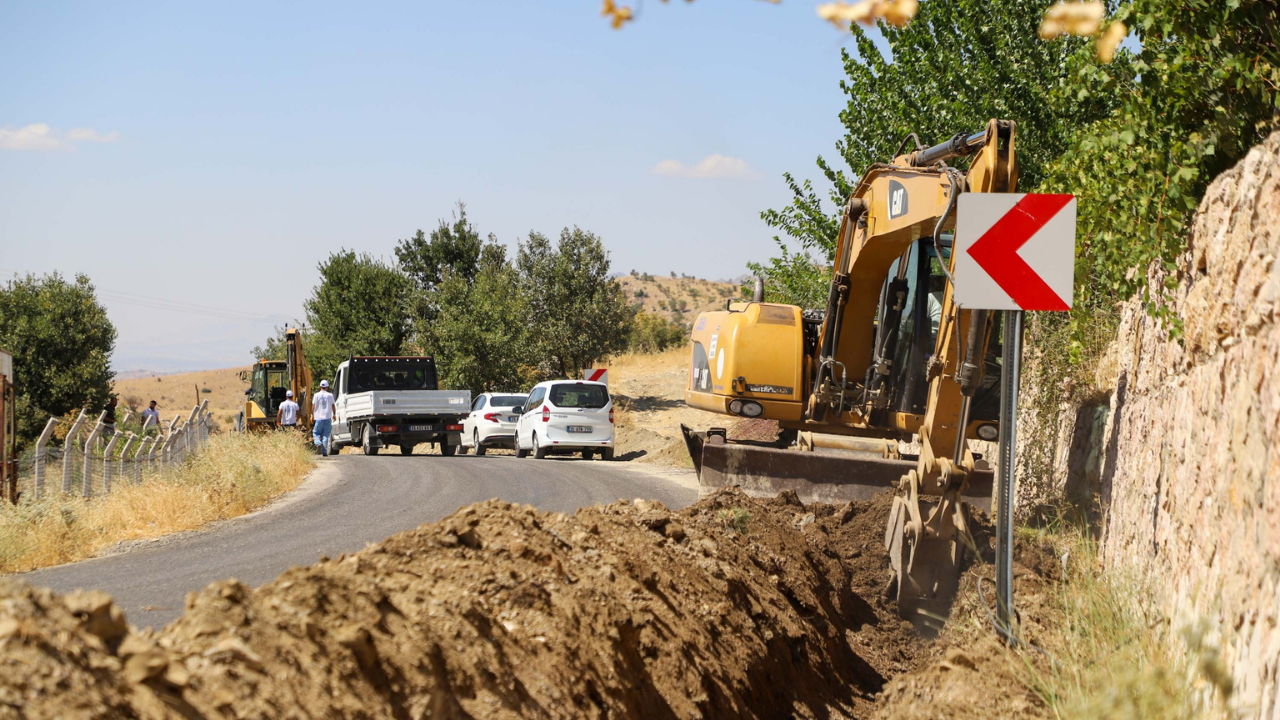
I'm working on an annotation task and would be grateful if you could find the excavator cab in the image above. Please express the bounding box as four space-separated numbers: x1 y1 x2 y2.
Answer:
871 239 1002 429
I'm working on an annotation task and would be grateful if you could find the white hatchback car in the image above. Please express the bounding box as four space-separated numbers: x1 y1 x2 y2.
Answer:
515 380 614 460
460 392 527 455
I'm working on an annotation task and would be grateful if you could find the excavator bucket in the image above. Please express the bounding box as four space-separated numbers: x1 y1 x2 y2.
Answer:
681 424 993 509
683 424 989 635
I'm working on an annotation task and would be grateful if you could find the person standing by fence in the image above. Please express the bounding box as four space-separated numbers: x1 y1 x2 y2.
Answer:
311 380 334 456
277 390 300 429
102 397 118 438
141 400 160 431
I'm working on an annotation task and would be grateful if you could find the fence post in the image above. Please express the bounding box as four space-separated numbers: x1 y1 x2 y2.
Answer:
145 435 159 475
196 401 209 448
118 433 135 488
162 416 179 467
82 412 106 498
133 436 149 483
61 409 88 495
102 430 123 494
32 417 58 500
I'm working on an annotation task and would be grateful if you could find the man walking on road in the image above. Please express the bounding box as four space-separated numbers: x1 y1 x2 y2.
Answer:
277 390 300 429
312 380 335 456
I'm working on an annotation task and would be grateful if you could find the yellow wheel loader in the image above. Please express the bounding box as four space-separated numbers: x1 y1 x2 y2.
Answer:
242 328 314 432
683 119 1016 630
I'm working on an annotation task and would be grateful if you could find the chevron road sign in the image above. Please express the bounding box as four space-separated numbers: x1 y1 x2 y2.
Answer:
953 193 1078 311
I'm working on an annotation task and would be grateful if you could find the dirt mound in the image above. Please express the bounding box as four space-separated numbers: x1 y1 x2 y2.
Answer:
0 489 925 719
873 535 1062 720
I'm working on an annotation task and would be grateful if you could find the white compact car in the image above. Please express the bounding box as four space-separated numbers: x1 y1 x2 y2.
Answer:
459 392 526 455
514 380 614 460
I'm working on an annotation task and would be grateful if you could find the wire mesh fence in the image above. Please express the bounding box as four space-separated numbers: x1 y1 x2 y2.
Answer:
15 400 214 502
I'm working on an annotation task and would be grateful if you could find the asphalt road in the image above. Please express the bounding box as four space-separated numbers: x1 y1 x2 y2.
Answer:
20 454 699 628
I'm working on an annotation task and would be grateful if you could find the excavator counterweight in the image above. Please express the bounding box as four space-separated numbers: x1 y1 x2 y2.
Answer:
684 120 1016 633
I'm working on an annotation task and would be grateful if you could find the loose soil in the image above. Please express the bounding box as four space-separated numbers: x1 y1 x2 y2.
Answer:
0 488 916 718
0 486 1069 719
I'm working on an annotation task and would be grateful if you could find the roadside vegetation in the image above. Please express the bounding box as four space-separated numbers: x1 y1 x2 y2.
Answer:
925 524 1233 720
0 431 314 574
0 272 116 452
254 206 647 395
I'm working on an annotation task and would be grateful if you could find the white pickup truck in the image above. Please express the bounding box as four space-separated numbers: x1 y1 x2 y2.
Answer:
329 356 471 456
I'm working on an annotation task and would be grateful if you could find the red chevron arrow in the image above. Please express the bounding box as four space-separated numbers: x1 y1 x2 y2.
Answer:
965 194 1073 311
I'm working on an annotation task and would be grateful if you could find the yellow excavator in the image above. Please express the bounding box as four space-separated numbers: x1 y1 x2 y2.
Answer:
242 327 313 432
683 119 1016 629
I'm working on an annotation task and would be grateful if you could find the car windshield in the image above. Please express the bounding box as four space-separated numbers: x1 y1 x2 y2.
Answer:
489 395 527 407
549 384 609 409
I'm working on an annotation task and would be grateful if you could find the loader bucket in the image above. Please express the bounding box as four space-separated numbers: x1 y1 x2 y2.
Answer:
680 424 993 511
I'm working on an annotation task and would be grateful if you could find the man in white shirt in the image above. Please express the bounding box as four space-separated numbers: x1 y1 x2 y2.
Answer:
311 379 335 456
277 390 300 429
140 400 161 433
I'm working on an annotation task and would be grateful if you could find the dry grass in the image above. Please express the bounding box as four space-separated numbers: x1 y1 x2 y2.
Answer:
113 366 252 430
0 432 315 574
1015 528 1232 720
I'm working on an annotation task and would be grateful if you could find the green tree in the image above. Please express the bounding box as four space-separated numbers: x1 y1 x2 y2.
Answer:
1040 0 1280 320
395 203 486 315
754 0 1129 307
629 311 687 353
517 228 633 379
0 273 116 448
421 251 533 393
303 251 411 381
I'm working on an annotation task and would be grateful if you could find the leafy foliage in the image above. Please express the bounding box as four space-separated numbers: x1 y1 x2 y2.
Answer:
303 251 411 382
756 0 1129 307
415 244 534 393
1040 0 1280 325
628 311 687 354
0 273 116 448
516 228 634 379
395 203 488 322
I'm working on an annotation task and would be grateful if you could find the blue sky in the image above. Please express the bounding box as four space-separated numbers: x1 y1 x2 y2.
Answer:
0 1 885 371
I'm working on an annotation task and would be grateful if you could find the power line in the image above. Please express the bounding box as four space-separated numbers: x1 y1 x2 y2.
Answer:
0 267 297 325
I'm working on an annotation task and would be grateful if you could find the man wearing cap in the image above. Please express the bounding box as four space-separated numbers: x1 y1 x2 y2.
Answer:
277 390 300 429
312 380 335 456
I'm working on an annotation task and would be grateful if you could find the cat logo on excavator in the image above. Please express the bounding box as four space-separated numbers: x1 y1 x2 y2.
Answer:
682 119 1017 634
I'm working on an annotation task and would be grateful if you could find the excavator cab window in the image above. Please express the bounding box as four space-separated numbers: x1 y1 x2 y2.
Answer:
265 368 288 414
876 240 950 416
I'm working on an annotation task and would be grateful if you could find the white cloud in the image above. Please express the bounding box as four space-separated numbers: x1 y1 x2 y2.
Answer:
0 123 121 151
652 154 761 180
65 127 121 144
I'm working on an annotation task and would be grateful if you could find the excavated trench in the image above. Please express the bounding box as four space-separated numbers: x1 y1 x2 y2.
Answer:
0 487 1059 719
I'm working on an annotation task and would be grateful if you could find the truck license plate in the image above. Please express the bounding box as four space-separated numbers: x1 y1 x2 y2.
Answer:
567 426 591 433
410 425 435 432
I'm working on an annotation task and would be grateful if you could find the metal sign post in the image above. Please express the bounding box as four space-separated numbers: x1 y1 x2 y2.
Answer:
995 310 1024 634
952 192 1077 643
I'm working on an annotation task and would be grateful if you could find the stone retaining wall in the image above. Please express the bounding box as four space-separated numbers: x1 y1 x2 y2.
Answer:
1015 131 1280 717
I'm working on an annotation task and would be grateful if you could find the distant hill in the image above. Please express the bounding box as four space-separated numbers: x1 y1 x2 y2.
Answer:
616 273 742 326
113 366 251 429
